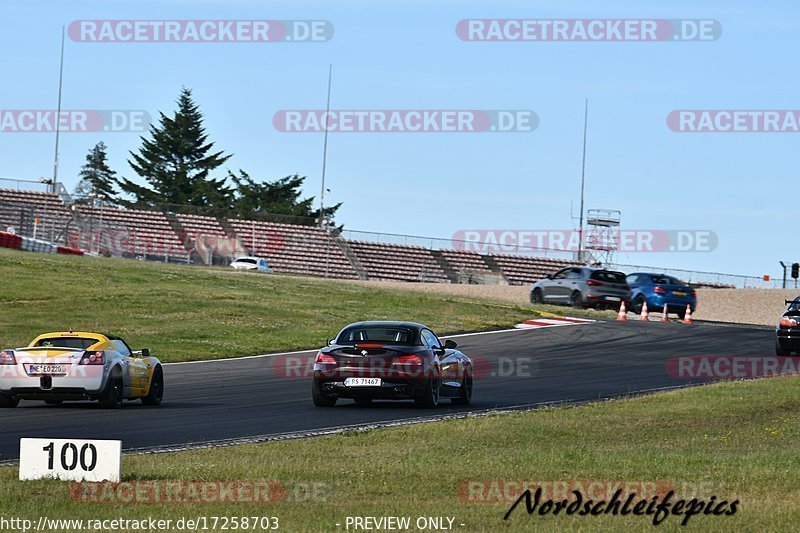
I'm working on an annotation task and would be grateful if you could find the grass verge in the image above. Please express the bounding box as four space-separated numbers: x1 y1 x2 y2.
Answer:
0 248 569 362
1 377 797 531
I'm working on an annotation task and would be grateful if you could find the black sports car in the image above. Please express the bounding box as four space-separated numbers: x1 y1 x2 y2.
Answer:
776 297 800 356
312 321 473 408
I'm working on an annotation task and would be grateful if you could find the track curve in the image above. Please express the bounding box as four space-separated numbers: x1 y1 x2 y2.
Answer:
0 320 773 461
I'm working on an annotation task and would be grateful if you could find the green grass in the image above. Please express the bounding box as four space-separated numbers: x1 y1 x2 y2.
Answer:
1 378 798 531
0 247 558 362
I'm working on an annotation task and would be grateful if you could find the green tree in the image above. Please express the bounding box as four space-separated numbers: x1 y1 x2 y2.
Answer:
73 142 118 205
117 88 232 209
229 170 341 224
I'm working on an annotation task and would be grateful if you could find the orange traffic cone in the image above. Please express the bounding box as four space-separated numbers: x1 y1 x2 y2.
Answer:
617 301 627 321
661 303 669 322
639 301 650 321
682 305 693 324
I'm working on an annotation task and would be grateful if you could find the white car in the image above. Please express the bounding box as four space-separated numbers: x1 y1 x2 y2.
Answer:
230 256 272 272
0 331 163 409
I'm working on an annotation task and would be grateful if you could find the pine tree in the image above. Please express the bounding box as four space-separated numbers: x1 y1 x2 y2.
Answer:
117 88 232 209
229 170 341 224
73 142 118 205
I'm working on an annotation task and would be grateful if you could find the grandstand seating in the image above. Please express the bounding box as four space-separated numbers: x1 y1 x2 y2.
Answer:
176 213 227 238
75 206 190 258
439 249 494 275
0 188 72 242
0 187 583 284
488 254 579 285
348 241 450 283
227 219 358 279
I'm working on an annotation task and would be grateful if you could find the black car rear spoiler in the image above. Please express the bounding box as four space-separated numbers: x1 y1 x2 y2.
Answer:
786 300 800 305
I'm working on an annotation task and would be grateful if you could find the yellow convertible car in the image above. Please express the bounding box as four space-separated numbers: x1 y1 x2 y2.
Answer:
0 331 163 408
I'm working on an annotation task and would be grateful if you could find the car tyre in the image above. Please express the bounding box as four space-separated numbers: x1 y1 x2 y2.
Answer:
99 375 123 409
570 291 585 310
415 374 440 408
530 289 543 305
451 371 472 406
776 340 789 357
0 394 19 408
142 366 164 406
312 379 337 407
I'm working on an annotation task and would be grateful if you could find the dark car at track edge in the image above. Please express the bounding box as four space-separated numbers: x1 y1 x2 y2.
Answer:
776 296 800 356
311 321 473 408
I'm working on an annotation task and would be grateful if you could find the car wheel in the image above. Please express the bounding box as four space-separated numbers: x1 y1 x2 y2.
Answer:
570 291 584 309
530 289 543 304
44 400 62 406
99 375 123 409
141 366 164 406
354 397 373 406
415 374 440 408
633 295 646 315
451 371 473 406
0 394 19 408
776 340 789 356
312 379 337 407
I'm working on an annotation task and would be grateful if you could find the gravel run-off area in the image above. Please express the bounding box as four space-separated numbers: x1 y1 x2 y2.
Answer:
351 281 799 327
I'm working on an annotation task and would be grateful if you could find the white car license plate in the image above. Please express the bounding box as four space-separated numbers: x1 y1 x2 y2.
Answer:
606 296 621 302
28 364 67 375
344 377 381 387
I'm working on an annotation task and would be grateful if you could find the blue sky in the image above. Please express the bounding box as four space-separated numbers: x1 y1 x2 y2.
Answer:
0 0 795 278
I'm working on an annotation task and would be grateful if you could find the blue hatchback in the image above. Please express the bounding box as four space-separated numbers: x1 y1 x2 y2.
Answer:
625 273 697 317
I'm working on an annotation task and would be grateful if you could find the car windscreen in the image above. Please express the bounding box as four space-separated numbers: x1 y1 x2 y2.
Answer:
651 275 687 286
33 337 98 349
234 258 257 265
337 327 416 345
590 270 627 284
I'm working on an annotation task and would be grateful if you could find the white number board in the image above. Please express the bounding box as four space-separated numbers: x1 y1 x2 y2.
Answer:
19 438 121 482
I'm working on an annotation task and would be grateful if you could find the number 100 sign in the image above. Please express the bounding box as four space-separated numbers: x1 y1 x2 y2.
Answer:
19 438 121 482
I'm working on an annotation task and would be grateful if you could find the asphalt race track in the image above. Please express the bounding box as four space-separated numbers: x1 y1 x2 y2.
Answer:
0 320 774 461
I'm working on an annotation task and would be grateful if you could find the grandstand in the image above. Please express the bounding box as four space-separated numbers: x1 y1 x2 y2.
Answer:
348 241 451 283
73 205 190 260
0 188 72 243
487 254 578 285
227 218 359 279
0 187 588 284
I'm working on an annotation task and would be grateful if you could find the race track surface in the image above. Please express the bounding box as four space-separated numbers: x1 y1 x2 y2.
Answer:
0 320 773 461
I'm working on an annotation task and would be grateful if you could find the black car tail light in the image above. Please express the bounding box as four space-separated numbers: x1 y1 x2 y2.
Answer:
315 352 336 364
392 354 423 368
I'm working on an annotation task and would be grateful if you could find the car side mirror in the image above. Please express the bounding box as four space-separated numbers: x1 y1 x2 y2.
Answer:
546 274 552 279
327 339 335 346
444 340 457 349
135 348 151 357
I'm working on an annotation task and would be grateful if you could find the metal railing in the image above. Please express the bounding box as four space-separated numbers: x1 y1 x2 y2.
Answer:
609 262 780 289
